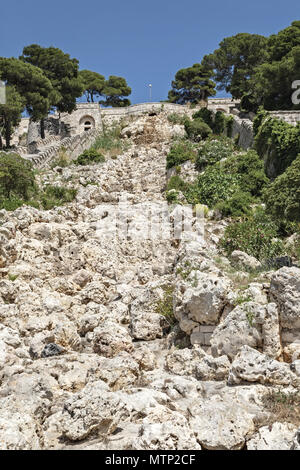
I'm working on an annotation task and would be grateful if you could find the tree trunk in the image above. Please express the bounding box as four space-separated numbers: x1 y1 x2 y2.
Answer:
5 120 11 148
40 118 45 139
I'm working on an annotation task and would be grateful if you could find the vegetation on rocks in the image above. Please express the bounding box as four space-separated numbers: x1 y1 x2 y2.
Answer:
0 151 77 211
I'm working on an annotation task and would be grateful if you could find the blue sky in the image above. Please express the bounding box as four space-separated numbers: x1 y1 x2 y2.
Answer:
1 0 299 104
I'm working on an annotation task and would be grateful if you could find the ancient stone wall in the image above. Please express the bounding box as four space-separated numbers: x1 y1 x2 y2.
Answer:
269 111 300 126
24 128 100 168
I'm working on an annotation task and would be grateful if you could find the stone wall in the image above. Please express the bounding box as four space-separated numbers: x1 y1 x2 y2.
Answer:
24 128 100 168
231 115 254 149
269 111 300 126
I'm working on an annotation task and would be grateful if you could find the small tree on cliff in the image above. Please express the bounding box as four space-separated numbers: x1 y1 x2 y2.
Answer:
79 70 106 102
20 45 83 137
168 63 216 105
100 76 131 107
0 86 25 148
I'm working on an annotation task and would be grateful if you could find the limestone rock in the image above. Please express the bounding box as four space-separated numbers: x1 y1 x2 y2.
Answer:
270 267 300 329
92 321 133 357
247 422 298 450
228 346 300 386
231 250 261 270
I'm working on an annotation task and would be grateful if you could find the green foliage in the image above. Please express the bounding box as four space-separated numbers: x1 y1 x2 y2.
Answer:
192 108 214 128
220 210 284 261
263 154 300 225
166 190 179 204
21 44 83 115
254 113 300 177
0 86 25 148
155 285 176 327
241 23 300 111
202 33 268 99
0 57 53 122
196 137 235 170
74 149 105 166
224 115 234 137
215 190 253 218
214 111 226 134
166 175 188 193
185 166 240 207
168 63 216 105
167 113 187 125
79 69 105 103
40 185 77 210
184 118 212 142
100 75 131 107
0 152 35 200
92 125 123 154
222 150 269 197
166 140 197 168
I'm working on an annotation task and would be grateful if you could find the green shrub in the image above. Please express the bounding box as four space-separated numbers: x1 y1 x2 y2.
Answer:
92 125 123 153
40 185 77 210
225 115 234 138
74 149 105 166
215 190 253 218
263 154 300 226
166 189 179 204
222 150 269 197
192 108 214 128
155 285 176 327
214 111 226 135
220 210 284 261
185 166 240 207
196 137 235 170
184 118 212 142
166 140 197 169
254 112 300 177
0 152 35 200
167 113 187 125
167 175 188 192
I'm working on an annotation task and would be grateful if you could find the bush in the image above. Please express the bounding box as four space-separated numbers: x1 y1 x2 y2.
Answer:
40 185 77 210
167 175 188 192
215 190 253 218
74 149 105 166
192 108 214 128
254 111 300 177
92 125 123 153
166 140 197 169
263 154 300 226
167 113 187 125
222 150 269 197
184 118 212 142
185 166 240 207
220 210 284 261
0 152 35 200
214 111 226 135
196 137 236 170
225 115 234 138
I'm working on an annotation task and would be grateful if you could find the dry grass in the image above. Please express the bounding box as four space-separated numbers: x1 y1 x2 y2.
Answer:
262 390 300 426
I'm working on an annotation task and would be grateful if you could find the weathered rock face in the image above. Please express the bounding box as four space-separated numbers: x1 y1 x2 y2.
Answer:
228 346 300 386
210 302 282 360
0 112 300 450
270 267 300 330
247 422 298 450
